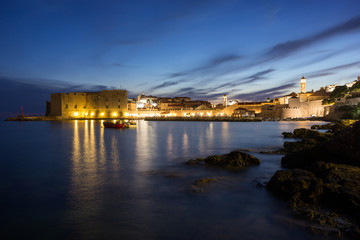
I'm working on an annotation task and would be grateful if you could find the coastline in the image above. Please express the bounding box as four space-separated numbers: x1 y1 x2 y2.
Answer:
5 115 326 122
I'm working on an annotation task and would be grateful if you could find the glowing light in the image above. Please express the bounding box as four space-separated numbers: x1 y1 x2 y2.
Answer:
100 112 105 116
85 112 88 116
90 112 95 116
124 112 129 117
73 112 79 117
112 112 117 117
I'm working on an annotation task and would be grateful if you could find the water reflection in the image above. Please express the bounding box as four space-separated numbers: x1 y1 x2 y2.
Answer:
68 120 105 238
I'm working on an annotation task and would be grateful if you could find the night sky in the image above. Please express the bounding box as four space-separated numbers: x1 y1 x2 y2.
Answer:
1 0 360 116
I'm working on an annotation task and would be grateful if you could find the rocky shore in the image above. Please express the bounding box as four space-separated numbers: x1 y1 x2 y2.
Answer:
267 120 360 238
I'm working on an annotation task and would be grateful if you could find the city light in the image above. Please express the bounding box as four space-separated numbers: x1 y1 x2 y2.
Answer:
90 112 95 116
73 112 79 117
100 112 104 116
112 112 117 117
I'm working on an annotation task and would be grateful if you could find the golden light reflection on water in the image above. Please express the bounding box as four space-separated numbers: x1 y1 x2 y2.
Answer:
68 120 106 233
182 132 189 155
167 132 173 157
221 122 230 146
135 120 152 171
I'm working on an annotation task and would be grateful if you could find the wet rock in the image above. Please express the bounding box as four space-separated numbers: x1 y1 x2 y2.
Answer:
266 169 324 205
282 128 332 141
282 121 360 168
186 151 260 169
292 205 360 238
311 123 333 130
283 139 319 153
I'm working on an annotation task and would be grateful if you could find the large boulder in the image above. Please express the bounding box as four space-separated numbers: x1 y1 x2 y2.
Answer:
186 151 260 169
266 169 323 205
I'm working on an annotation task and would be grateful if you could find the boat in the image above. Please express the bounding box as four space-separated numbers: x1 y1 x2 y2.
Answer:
124 120 137 128
103 121 125 128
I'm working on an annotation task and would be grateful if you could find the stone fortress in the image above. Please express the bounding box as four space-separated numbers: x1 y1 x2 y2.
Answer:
47 76 360 120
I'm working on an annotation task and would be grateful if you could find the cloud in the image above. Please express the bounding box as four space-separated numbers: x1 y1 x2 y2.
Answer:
265 15 360 60
240 69 276 84
166 53 242 80
234 83 296 101
308 60 360 79
151 80 180 89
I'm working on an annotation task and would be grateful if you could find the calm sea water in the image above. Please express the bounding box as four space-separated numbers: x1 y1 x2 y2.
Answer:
0 120 337 240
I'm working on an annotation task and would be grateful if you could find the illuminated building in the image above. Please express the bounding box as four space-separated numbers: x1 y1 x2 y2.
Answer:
49 90 127 118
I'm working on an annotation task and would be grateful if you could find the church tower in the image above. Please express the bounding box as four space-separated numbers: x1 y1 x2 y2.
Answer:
300 76 306 93
223 94 227 107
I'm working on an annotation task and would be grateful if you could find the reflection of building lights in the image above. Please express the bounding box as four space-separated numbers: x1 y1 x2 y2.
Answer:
74 112 79 117
100 112 105 116
90 112 95 116
112 112 117 117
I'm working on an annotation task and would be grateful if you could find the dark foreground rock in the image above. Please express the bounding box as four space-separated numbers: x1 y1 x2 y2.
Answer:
282 121 360 168
186 151 261 169
267 120 360 237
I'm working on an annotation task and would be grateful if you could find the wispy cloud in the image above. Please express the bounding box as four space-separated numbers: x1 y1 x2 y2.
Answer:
265 15 360 60
151 80 180 89
234 83 296 101
308 60 360 79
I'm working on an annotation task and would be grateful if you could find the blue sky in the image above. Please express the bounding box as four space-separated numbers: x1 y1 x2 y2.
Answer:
1 0 360 115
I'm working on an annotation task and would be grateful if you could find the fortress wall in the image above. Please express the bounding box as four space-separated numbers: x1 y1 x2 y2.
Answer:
50 90 127 118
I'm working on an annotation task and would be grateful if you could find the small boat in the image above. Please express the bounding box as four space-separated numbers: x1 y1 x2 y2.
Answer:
103 121 125 128
124 120 137 128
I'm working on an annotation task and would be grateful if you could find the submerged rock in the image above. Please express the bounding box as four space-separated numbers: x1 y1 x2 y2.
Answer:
186 177 218 193
186 151 261 169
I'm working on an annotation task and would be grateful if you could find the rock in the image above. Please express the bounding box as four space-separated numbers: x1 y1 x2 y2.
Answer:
282 132 295 138
186 151 261 169
282 121 360 168
185 158 204 166
282 128 332 141
311 162 360 214
266 169 323 205
292 205 360 238
311 123 333 130
283 139 319 153
268 121 360 237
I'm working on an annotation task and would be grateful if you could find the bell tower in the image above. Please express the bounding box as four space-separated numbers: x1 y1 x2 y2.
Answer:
223 94 227 107
300 76 306 93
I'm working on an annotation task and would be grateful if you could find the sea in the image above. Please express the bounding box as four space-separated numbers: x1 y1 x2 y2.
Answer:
0 120 339 240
